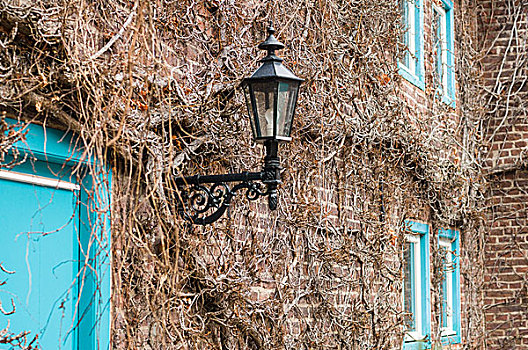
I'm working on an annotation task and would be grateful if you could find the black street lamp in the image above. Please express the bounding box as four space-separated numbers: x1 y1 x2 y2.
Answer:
175 25 303 225
242 25 303 143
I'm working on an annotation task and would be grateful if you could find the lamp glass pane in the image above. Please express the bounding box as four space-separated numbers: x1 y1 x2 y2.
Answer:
251 81 277 138
243 84 257 139
276 81 299 137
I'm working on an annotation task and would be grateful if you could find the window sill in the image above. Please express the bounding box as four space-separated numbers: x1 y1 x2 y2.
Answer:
441 328 456 337
398 65 425 91
405 332 427 342
403 337 430 350
441 333 461 345
435 89 456 108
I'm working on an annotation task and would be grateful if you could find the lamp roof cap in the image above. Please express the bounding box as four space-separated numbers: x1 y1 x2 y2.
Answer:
258 24 285 53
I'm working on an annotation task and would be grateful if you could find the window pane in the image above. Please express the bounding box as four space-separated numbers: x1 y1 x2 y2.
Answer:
440 245 449 328
403 241 416 331
433 5 448 94
401 0 410 68
440 242 455 331
400 0 417 72
433 9 442 86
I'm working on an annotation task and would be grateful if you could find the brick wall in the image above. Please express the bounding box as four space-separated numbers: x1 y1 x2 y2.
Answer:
481 0 528 348
485 171 528 348
0 0 495 348
400 0 470 347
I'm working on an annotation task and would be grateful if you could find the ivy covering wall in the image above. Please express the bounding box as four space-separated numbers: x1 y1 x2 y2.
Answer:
0 0 499 348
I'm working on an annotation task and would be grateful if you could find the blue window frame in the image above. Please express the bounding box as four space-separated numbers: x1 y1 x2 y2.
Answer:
438 228 461 345
403 221 431 350
399 0 425 90
0 119 111 349
432 0 455 106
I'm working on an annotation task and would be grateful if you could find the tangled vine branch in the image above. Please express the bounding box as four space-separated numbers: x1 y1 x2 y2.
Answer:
0 0 496 348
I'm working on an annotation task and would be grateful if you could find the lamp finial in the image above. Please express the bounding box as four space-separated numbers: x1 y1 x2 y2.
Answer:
258 23 284 56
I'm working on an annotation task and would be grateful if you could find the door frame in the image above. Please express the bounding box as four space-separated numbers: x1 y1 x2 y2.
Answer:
2 118 111 349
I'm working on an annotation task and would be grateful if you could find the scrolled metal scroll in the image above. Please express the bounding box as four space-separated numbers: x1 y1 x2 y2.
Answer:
174 140 282 225
177 179 269 225
188 183 230 214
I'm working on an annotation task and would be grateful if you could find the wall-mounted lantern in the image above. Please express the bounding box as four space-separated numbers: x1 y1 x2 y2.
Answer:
175 25 303 225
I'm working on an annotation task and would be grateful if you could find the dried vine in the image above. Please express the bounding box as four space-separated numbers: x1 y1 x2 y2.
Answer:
0 0 495 349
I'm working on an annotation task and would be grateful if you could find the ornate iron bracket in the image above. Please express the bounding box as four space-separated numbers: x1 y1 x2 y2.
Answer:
175 140 281 225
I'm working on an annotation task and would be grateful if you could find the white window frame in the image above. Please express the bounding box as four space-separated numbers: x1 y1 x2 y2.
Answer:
403 233 426 342
399 0 425 90
439 237 456 337
401 0 417 74
433 3 448 96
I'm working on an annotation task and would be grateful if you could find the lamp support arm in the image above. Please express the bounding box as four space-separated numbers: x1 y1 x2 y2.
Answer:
175 140 281 225
175 171 265 186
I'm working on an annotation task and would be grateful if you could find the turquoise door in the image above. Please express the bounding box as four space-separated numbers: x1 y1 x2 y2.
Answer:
0 120 111 350
0 159 79 349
